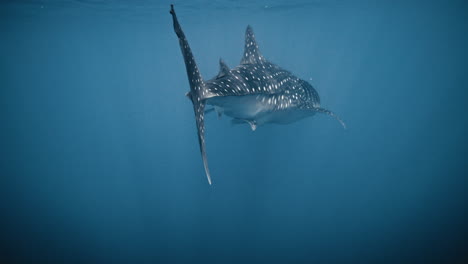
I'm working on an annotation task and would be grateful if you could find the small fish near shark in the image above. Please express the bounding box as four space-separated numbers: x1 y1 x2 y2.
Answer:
170 5 345 185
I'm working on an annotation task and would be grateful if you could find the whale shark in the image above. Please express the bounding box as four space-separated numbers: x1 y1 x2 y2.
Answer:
170 5 345 185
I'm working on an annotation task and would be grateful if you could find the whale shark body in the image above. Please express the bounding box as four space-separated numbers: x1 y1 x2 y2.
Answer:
170 5 345 185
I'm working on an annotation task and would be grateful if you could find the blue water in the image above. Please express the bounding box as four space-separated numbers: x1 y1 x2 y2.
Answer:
1 0 467 263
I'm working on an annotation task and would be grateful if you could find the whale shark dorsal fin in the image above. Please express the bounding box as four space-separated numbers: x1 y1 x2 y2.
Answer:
241 25 265 65
216 58 230 78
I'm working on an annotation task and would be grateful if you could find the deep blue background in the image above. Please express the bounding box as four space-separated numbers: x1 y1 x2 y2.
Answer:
1 0 467 263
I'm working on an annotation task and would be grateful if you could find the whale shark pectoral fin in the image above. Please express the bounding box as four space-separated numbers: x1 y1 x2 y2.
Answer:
230 118 257 131
248 120 257 131
314 107 346 129
241 25 265 65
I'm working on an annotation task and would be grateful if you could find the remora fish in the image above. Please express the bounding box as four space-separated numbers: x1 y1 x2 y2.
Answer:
170 5 345 185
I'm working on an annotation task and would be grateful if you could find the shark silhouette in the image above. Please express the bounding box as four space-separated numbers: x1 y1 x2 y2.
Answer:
170 5 345 185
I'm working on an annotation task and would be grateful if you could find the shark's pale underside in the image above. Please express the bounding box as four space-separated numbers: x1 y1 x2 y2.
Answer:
170 5 345 185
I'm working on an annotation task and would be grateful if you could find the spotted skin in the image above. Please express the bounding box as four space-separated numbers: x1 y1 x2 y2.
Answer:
170 5 211 184
170 5 345 185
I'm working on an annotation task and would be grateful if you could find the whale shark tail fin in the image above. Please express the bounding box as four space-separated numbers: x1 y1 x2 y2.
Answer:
192 100 212 185
315 107 347 129
170 5 212 185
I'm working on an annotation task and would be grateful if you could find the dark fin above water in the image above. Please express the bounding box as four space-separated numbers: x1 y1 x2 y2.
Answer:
170 5 212 185
314 107 347 129
241 25 265 65
216 59 230 78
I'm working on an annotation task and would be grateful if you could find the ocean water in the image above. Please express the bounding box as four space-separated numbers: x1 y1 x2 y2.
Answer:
1 0 467 263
